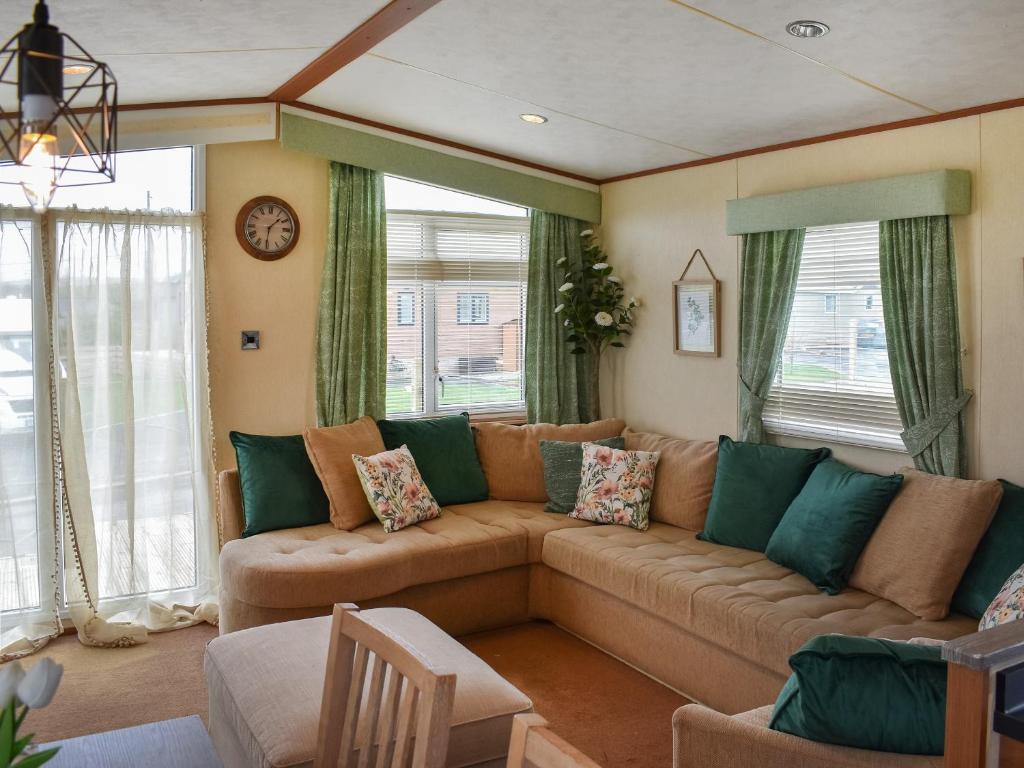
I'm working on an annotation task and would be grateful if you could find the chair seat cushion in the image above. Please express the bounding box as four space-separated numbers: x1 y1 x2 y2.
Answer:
205 609 533 768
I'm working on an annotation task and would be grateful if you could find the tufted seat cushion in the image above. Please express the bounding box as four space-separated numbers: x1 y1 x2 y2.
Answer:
220 509 526 610
541 524 976 676
446 501 589 562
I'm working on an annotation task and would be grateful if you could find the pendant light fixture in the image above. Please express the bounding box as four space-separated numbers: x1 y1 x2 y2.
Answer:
0 1 117 212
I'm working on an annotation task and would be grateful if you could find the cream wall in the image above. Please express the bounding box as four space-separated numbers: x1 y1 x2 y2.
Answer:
600 108 1024 481
206 141 329 470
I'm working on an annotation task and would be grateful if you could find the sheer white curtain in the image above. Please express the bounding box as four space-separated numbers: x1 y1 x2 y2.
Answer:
0 208 61 661
53 209 217 646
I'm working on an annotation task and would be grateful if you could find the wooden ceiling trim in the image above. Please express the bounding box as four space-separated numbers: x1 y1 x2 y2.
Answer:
268 0 444 103
600 95 1024 185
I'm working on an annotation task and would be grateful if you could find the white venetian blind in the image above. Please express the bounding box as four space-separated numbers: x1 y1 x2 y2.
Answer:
763 221 905 450
385 212 529 416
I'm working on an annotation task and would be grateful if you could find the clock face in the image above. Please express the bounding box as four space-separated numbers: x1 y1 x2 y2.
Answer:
236 196 300 260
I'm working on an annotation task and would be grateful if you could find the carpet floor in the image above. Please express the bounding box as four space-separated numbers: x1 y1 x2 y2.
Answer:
23 620 686 767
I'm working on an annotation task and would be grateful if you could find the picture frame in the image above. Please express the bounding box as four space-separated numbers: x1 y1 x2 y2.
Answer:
673 249 721 357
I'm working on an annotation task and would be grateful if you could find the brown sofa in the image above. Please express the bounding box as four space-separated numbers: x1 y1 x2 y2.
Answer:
217 420 977 717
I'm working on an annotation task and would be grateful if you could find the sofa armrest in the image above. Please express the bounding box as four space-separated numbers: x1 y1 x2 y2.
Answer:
218 469 245 546
673 704 944 768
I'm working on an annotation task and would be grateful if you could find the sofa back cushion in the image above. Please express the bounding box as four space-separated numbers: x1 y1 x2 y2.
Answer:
849 468 1003 620
622 428 717 531
377 413 488 506
473 419 626 502
540 436 625 514
698 436 831 552
303 416 386 530
953 479 1024 619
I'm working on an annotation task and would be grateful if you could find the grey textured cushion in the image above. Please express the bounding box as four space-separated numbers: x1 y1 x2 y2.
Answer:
540 437 625 513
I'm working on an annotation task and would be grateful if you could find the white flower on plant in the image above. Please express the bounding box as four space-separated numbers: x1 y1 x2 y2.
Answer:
580 229 594 237
0 661 24 708
17 658 62 709
628 296 641 308
558 282 573 292
554 304 565 314
592 262 609 270
564 319 571 327
607 275 622 283
594 312 614 327
556 257 567 265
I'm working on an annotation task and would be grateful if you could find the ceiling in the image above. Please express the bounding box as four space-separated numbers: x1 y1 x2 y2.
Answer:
5 0 1023 181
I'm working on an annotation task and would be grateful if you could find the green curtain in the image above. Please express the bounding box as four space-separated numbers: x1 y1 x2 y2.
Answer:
879 216 970 477
315 162 387 427
738 229 806 442
525 210 591 423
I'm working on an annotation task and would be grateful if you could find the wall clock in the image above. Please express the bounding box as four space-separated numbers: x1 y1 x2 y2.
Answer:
235 196 300 260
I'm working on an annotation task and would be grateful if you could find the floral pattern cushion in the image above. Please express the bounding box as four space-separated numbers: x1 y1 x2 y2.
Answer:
570 442 660 531
352 445 442 533
979 562 1024 631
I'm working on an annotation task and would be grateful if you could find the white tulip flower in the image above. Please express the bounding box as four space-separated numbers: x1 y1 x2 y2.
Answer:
564 319 571 327
554 304 565 314
607 275 622 283
0 661 24 708
579 229 594 237
594 312 614 327
558 282 573 292
592 262 609 270
17 658 62 709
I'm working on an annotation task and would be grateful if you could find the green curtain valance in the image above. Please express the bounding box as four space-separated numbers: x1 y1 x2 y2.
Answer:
726 170 971 235
281 111 601 223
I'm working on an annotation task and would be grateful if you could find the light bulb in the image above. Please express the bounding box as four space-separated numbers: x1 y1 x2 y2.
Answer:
18 129 58 213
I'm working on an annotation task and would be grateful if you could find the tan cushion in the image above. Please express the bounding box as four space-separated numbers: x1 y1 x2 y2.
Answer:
849 468 1003 620
446 500 589 562
541 524 975 677
205 610 533 768
472 419 626 502
219 511 524 609
303 416 385 530
623 428 717 531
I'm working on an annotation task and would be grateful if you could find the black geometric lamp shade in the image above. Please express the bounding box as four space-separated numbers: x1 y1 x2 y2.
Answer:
0 1 117 212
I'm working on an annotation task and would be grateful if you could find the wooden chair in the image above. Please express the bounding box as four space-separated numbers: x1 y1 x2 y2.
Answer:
505 714 602 768
315 604 457 768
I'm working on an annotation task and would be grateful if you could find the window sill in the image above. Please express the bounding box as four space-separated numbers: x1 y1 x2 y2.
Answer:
764 422 906 453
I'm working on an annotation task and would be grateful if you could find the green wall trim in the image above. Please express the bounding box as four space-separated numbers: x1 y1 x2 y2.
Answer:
280 112 601 223
726 169 972 235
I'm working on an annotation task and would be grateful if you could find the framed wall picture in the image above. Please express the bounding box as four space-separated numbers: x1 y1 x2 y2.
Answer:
673 249 721 357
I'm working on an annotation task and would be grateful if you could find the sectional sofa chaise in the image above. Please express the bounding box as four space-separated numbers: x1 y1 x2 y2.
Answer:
216 418 977 718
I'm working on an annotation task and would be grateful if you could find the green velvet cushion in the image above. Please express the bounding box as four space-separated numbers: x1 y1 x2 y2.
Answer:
697 436 831 552
376 412 488 506
769 635 947 755
539 437 626 513
765 459 903 594
952 479 1024 618
229 431 330 537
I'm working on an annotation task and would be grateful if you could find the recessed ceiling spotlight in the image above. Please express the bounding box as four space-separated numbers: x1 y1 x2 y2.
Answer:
62 63 96 75
519 113 548 125
786 20 830 38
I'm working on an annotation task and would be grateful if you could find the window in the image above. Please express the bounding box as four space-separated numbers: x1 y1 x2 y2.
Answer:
396 292 415 325
0 147 205 624
763 221 903 450
456 293 490 325
384 177 528 417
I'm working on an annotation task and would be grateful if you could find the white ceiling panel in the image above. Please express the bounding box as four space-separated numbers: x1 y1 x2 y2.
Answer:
359 0 928 160
305 55 706 179
0 0 388 102
688 0 1024 112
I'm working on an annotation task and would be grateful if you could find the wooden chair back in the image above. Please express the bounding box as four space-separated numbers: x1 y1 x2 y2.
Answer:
506 714 602 768
315 604 457 768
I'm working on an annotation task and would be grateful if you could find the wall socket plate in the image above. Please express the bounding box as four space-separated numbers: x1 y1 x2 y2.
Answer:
241 330 260 350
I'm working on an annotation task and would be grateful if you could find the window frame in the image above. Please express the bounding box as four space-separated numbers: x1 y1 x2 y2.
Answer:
384 209 529 419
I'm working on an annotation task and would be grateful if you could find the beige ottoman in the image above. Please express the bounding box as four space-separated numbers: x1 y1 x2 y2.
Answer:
205 609 533 768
